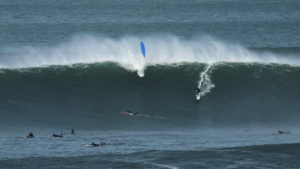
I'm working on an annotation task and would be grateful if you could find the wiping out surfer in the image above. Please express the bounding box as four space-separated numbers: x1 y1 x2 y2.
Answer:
52 133 63 137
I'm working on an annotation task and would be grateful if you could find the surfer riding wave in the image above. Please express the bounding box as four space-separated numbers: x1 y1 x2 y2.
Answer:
194 87 201 94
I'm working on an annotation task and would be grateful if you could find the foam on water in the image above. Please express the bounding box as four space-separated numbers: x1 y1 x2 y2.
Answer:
1 35 299 77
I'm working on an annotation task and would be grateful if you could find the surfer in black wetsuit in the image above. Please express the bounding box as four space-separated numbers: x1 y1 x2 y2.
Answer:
278 130 291 134
194 87 201 94
52 133 63 137
28 132 34 137
71 129 75 134
92 142 99 146
127 110 140 115
91 142 105 146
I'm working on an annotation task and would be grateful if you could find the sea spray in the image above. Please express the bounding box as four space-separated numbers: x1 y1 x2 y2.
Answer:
0 35 299 78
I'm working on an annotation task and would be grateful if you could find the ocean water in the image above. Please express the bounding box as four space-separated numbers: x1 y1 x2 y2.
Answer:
1 0 300 168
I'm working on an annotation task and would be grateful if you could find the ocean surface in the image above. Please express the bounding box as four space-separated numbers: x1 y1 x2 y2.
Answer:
1 0 300 168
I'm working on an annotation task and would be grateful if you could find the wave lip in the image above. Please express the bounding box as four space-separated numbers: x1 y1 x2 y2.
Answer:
1 35 299 77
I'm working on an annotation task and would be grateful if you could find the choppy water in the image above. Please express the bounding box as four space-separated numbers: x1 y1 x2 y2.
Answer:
1 130 300 169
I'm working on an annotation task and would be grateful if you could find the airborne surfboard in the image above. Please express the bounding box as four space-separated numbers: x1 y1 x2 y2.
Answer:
140 41 146 58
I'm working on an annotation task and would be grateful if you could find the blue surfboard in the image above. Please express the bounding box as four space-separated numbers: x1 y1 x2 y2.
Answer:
140 41 146 58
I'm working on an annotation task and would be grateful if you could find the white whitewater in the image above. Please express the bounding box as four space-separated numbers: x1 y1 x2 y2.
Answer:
0 35 299 77
198 64 215 96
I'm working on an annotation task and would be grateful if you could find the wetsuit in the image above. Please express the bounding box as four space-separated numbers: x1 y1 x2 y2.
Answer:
278 130 290 134
92 143 99 146
194 88 200 94
53 133 63 137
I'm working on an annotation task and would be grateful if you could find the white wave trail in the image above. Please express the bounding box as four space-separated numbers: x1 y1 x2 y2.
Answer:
0 35 299 77
198 64 215 96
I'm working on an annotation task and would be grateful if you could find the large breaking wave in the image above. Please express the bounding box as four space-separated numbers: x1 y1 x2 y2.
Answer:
1 35 300 74
1 35 300 130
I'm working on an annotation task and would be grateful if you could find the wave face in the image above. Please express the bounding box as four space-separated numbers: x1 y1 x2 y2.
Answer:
1 35 300 130
1 64 300 130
